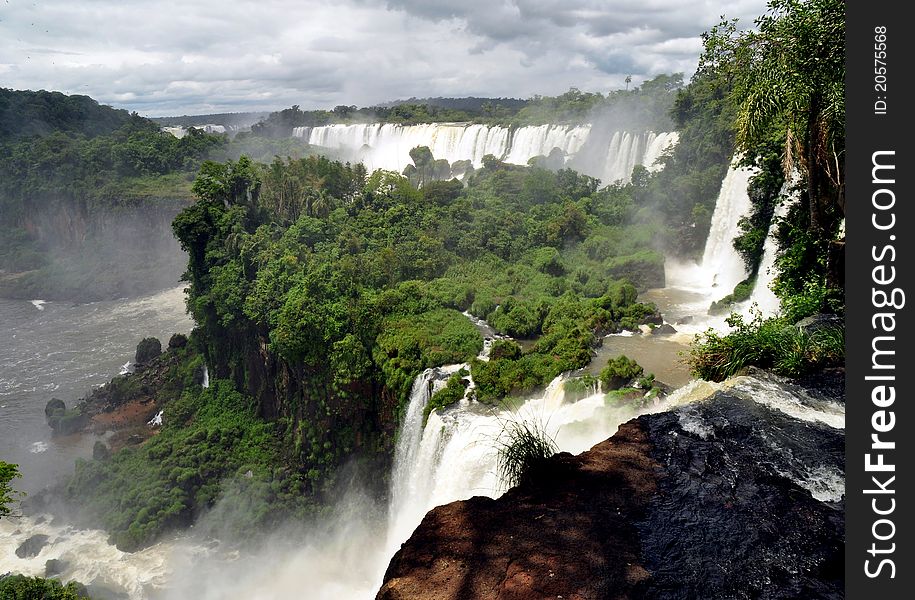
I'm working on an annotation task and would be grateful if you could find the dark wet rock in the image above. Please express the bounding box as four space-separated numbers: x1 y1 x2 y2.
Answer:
641 311 664 325
634 393 843 599
795 313 843 334
794 367 846 404
45 558 69 577
15 534 50 558
93 440 111 461
135 337 162 365
45 398 66 420
651 323 677 335
379 423 658 600
45 398 89 436
675 315 693 325
379 391 843 600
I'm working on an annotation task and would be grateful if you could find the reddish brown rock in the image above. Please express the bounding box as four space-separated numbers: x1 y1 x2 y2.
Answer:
378 422 659 600
378 387 845 600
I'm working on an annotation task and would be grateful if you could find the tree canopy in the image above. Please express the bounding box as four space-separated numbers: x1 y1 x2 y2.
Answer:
1 460 21 518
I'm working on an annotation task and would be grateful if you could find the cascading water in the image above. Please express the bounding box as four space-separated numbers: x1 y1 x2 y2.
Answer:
657 159 757 334
292 123 676 184
746 177 800 317
698 161 756 294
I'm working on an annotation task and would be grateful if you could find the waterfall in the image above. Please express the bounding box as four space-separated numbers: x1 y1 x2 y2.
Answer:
698 161 756 294
746 173 804 317
747 182 795 317
381 366 691 565
659 158 757 332
292 123 676 184
201 365 209 388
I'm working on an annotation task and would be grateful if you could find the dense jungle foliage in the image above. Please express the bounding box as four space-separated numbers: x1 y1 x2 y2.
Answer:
689 0 846 379
62 150 666 549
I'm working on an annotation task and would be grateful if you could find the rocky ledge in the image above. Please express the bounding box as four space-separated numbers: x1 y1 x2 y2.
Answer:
378 383 844 600
44 334 203 449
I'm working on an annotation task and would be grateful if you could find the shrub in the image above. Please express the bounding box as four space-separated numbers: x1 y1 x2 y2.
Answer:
489 340 522 361
0 575 89 599
599 355 644 390
688 311 845 381
135 337 162 364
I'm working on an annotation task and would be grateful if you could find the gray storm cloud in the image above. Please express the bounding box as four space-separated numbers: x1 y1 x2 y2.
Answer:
0 0 766 116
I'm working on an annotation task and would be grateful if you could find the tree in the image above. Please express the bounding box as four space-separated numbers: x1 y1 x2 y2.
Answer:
1 460 22 518
713 0 844 234
408 145 435 187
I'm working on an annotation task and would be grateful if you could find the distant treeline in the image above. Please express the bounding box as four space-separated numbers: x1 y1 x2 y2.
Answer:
249 75 682 137
0 88 131 142
377 96 530 112
151 111 270 129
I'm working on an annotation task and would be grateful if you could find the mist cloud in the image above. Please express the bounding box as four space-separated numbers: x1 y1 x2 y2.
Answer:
1 0 766 116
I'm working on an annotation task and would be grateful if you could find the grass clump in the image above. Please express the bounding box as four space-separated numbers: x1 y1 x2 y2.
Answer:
689 311 845 381
495 417 559 489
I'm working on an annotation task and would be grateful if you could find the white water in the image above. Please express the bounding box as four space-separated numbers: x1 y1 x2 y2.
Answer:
293 123 676 184
656 159 759 336
746 179 799 317
698 161 756 294
0 516 196 597
201 365 209 388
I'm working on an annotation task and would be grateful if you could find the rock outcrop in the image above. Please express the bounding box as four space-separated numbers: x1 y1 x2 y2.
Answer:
378 388 844 600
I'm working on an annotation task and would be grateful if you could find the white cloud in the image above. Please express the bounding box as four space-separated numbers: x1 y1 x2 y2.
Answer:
0 0 767 116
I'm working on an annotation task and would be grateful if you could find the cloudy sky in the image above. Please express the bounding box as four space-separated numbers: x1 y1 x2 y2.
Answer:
1 0 768 117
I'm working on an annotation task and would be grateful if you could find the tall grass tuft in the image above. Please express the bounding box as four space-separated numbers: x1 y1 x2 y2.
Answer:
689 309 845 382
495 416 559 490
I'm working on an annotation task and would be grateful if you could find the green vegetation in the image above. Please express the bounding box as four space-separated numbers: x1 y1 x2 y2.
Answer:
0 575 90 600
1 88 130 141
495 416 558 489
690 312 844 381
1 460 21 518
67 380 312 551
424 369 470 425
599 355 644 391
135 337 163 364
689 0 846 378
58 137 662 549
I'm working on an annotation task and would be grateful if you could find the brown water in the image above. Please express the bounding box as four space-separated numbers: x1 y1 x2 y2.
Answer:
584 332 692 388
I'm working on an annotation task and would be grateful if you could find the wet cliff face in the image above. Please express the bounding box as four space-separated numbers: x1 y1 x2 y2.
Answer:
378 390 844 600
3 197 189 301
